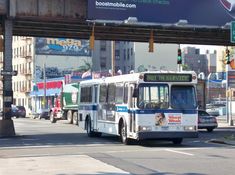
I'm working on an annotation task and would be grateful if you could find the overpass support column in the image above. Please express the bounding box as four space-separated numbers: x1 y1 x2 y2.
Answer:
0 19 15 137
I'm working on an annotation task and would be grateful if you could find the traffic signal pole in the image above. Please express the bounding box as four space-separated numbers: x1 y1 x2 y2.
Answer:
225 47 234 126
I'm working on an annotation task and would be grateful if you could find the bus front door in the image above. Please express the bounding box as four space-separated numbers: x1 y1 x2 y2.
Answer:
128 84 136 133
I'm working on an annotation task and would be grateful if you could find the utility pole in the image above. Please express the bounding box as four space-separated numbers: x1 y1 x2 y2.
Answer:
43 58 46 109
111 41 115 76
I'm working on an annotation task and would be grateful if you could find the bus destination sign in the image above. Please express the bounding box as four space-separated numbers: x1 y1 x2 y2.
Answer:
144 74 192 82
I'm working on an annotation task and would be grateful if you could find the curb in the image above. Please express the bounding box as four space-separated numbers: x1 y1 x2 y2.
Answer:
209 139 235 145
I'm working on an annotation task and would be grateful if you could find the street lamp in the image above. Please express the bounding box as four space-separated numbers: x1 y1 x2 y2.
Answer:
43 57 47 109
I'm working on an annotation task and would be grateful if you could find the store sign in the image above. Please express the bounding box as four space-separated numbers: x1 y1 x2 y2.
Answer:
35 38 91 56
88 0 233 27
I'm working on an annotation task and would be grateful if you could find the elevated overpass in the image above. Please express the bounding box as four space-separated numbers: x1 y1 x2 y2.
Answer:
0 0 233 45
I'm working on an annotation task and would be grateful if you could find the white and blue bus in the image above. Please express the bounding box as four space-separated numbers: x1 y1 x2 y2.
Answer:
78 71 198 144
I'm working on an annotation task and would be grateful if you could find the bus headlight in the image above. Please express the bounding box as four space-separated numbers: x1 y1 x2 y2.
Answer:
184 126 195 131
138 126 152 131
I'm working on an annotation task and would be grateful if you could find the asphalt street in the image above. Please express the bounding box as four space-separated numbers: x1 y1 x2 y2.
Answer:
0 118 234 175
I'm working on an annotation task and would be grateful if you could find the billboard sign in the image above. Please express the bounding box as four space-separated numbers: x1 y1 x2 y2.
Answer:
88 0 234 27
35 38 91 56
231 21 235 43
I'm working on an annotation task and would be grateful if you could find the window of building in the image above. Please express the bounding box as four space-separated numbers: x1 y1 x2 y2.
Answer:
29 44 31 53
123 49 126 60
14 49 16 58
100 41 106 51
115 50 120 60
100 57 107 68
29 62 31 72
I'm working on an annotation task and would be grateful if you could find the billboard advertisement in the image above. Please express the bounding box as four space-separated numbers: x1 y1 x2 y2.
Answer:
88 0 234 27
35 38 91 56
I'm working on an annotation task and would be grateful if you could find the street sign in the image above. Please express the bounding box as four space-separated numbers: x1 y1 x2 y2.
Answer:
1 70 18 76
231 21 235 43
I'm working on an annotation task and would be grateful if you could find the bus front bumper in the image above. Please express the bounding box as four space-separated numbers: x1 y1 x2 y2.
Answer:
137 131 198 140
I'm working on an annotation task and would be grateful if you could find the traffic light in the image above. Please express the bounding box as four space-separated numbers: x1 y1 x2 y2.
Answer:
226 48 231 64
148 30 154 52
89 25 95 50
177 48 182 64
89 35 95 50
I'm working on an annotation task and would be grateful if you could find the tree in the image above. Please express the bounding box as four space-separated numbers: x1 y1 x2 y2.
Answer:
75 60 92 72
181 64 190 71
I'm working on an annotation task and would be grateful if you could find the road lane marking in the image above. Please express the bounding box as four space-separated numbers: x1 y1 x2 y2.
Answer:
165 149 194 156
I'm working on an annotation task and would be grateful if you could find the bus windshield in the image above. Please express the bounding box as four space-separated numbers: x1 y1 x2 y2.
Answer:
171 85 197 109
138 84 169 109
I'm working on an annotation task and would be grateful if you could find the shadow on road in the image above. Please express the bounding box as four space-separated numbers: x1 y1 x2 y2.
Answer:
0 133 121 148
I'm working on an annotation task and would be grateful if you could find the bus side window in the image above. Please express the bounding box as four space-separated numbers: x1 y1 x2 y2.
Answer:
80 86 92 103
94 85 98 103
124 84 128 104
107 84 115 104
115 83 124 104
99 84 107 103
129 85 136 108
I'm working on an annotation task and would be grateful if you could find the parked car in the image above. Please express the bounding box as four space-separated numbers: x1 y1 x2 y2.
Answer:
198 110 218 132
34 109 50 119
206 103 225 116
11 105 26 118
17 106 26 118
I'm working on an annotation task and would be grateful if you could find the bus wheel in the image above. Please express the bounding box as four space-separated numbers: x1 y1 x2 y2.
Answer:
86 118 94 137
50 112 56 123
172 138 183 145
94 132 102 137
120 122 131 145
73 112 78 125
67 110 73 124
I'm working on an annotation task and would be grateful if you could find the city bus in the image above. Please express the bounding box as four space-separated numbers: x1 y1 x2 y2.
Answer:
78 71 198 144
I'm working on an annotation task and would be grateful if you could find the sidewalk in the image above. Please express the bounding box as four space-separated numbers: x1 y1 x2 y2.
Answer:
218 120 235 128
0 155 130 175
209 121 235 145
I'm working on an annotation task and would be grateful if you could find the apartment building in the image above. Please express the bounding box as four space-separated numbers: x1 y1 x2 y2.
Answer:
12 36 34 112
92 41 134 74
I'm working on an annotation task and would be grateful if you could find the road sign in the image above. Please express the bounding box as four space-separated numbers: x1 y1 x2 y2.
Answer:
1 70 18 76
231 21 235 43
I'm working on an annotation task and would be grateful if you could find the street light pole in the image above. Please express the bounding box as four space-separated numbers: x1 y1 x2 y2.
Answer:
226 64 229 124
111 41 115 76
43 58 46 109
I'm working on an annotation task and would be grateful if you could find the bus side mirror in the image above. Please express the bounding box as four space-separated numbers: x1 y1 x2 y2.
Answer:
133 88 138 98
